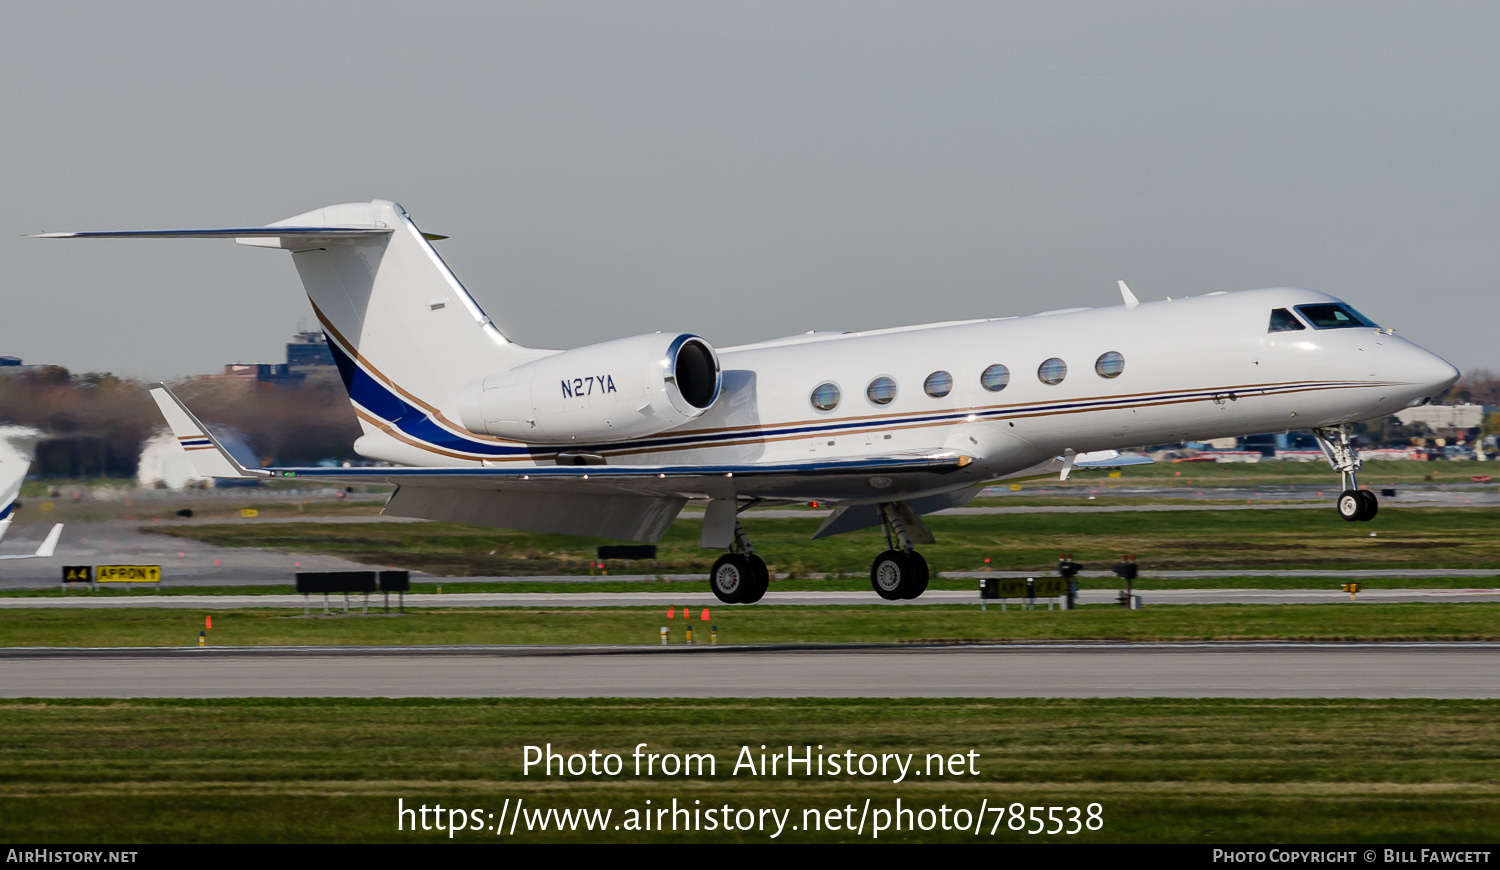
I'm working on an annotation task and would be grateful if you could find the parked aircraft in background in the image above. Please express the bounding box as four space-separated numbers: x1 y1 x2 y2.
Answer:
0 427 63 561
37 201 1460 600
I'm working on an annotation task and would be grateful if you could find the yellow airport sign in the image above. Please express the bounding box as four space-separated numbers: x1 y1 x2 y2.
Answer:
97 565 162 583
240 508 259 518
61 566 93 584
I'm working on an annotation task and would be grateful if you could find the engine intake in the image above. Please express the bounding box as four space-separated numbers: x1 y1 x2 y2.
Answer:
458 333 721 443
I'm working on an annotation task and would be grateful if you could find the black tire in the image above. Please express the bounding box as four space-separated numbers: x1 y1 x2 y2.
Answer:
871 550 912 600
1336 489 1362 522
710 553 753 604
742 554 770 604
1356 489 1378 522
902 551 930 599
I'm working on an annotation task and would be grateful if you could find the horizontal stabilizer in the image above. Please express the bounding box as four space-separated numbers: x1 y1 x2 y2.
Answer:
31 227 390 240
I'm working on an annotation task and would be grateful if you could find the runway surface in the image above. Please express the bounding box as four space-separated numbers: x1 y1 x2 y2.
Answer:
1 642 1494 698
2 587 1496 609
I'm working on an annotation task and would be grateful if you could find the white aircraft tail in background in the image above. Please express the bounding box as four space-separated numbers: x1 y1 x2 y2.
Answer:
0 427 63 560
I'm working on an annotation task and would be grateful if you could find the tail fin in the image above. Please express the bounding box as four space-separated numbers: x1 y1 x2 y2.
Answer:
242 202 545 425
36 201 552 464
0 427 44 545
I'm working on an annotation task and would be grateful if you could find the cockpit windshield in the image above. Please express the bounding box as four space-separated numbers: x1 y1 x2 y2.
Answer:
1268 308 1305 332
1294 303 1377 329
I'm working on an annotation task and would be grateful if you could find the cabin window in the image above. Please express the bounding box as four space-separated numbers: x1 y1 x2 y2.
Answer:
1095 351 1125 378
1294 303 1376 329
866 376 897 405
924 370 953 398
1268 308 1305 332
810 382 841 411
980 364 1010 392
1038 357 1068 385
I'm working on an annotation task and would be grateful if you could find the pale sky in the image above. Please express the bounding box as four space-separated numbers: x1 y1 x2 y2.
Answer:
3 2 1497 379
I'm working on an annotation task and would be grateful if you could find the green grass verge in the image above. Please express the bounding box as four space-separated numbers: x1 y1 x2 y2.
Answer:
0 697 1496 842
147 506 1500 576
2 603 1498 647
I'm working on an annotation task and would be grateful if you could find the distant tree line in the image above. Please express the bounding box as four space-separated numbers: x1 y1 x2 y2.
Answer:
0 367 361 477
1438 369 1500 406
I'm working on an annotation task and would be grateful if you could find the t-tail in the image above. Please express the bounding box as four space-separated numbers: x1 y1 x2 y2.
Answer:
35 201 551 465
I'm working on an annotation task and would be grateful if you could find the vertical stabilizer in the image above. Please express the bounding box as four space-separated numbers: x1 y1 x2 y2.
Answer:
0 427 44 545
244 201 549 436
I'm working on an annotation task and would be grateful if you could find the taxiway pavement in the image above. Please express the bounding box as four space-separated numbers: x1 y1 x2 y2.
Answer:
0 642 1493 698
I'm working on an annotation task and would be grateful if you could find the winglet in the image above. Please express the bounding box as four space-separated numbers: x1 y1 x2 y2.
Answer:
1059 448 1078 482
147 385 267 479
33 523 63 558
1118 280 1140 310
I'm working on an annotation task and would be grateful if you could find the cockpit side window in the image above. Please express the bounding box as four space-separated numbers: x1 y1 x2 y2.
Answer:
1268 308 1305 333
1294 303 1377 329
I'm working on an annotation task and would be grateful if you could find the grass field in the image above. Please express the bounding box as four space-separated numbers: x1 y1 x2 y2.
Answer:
1 697 1495 842
2 603 1498 647
147 506 1500 577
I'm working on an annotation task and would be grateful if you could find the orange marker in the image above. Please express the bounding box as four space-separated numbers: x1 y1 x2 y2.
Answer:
667 607 675 619
206 615 212 630
701 609 710 621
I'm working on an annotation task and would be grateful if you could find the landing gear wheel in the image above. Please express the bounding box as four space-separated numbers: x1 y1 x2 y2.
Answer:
1337 490 1363 522
742 554 770 604
871 550 915 600
901 551 930 600
710 553 753 603
1357 490 1378 522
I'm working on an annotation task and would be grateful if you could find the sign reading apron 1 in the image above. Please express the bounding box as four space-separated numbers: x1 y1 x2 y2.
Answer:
96 565 162 583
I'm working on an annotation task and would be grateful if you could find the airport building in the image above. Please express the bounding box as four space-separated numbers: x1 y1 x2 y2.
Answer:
209 329 337 384
1394 403 1489 433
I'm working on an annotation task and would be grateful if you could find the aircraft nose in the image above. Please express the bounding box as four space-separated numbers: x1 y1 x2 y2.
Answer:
1404 345 1460 398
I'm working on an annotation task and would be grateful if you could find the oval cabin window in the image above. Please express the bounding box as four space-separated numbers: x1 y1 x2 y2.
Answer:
810 382 841 411
866 376 897 405
1095 351 1125 378
924 371 953 398
980 364 1010 392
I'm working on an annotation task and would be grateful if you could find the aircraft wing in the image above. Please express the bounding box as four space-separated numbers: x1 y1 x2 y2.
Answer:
0 523 63 561
148 385 973 541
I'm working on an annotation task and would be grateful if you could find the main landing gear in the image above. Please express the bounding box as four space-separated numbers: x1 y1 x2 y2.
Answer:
1315 424 1378 522
870 503 930 600
709 520 769 604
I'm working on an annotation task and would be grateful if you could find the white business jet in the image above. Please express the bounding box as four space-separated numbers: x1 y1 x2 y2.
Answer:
36 200 1459 601
0 427 64 561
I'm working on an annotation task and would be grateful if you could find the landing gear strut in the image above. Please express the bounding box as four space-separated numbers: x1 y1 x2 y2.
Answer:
870 503 929 600
1315 425 1378 522
709 520 769 604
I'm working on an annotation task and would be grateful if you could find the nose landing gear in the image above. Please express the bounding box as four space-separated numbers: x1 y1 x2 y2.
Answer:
870 502 930 600
1316 425 1378 522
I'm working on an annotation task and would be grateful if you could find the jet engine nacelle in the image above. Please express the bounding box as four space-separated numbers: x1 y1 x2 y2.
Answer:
458 333 722 443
